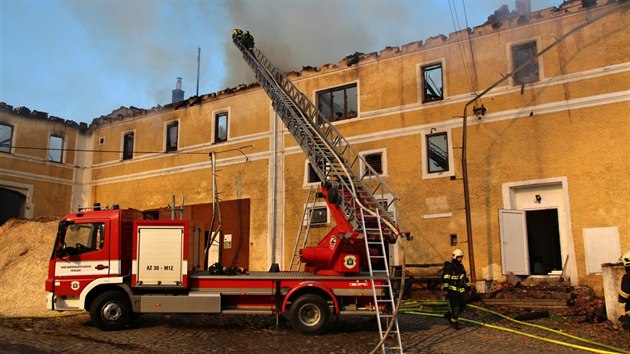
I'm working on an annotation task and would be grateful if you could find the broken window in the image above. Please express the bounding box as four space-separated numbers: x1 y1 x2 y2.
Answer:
361 151 384 177
512 42 539 85
48 135 63 163
426 132 449 173
317 84 358 122
122 132 134 160
422 63 443 103
215 112 228 143
0 123 12 153
166 121 178 152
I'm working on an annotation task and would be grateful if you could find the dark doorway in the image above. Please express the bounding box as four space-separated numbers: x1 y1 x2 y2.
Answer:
526 209 562 275
0 188 25 225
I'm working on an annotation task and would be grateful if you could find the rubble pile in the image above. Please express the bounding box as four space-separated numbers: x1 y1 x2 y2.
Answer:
0 218 61 317
482 281 608 324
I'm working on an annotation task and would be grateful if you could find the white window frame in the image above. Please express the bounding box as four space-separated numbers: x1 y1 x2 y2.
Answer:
0 122 14 154
302 202 330 227
421 128 455 180
121 129 135 160
416 58 446 104
213 109 230 143
359 148 387 179
47 134 64 163
303 160 325 187
164 119 180 152
313 80 360 123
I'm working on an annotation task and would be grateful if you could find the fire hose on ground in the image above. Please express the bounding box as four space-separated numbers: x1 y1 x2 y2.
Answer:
399 300 629 354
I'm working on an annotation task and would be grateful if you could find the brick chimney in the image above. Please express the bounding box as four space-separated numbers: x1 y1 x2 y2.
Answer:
516 0 531 18
172 77 184 103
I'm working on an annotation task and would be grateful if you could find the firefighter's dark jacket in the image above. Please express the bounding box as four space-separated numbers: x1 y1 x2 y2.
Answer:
442 260 472 293
619 270 630 312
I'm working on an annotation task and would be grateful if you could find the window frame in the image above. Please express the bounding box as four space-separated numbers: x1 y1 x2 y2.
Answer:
0 123 13 154
165 120 179 152
304 160 324 187
303 202 330 227
421 129 455 180
47 134 64 163
511 40 540 86
122 131 134 160
359 149 387 179
215 112 228 143
316 83 358 122
421 62 444 103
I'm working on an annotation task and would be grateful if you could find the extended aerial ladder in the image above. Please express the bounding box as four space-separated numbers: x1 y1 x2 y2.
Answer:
233 29 406 353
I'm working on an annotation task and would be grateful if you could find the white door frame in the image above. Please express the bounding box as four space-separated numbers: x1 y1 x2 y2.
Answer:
501 177 578 285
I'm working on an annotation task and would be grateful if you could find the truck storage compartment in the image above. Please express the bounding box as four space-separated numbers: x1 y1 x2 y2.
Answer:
133 221 188 289
140 293 220 313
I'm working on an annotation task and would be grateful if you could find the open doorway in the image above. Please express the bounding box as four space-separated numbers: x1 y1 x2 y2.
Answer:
0 188 25 225
526 209 562 275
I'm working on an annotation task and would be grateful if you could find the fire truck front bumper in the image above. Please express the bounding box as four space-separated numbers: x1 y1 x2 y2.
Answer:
47 293 83 311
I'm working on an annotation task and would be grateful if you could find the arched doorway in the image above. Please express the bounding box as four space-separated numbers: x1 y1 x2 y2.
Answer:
0 188 26 225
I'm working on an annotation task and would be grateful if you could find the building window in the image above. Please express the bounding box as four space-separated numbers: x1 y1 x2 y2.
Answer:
377 195 397 222
317 84 357 122
305 161 323 185
422 63 443 103
166 121 178 152
0 123 12 153
48 135 63 163
512 42 539 85
304 205 328 227
426 132 448 174
360 150 385 178
122 132 134 160
215 112 228 143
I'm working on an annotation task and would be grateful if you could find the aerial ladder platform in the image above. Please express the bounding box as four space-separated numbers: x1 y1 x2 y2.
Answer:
233 29 406 353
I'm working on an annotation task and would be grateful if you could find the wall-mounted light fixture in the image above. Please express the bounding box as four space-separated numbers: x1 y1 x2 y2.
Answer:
473 104 487 119
535 194 542 203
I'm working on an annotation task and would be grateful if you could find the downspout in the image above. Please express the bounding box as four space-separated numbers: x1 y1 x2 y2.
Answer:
461 3 624 284
270 111 278 265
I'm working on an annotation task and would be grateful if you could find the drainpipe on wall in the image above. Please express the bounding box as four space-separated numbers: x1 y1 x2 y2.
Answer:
460 3 623 284
270 112 278 265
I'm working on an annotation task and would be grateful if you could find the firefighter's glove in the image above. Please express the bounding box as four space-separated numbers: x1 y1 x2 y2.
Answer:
443 290 449 299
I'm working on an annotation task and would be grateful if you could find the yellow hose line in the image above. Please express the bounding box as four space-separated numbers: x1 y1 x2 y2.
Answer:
403 310 620 354
468 304 630 354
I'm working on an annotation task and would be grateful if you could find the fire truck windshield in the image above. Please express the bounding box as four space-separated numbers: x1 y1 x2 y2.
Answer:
57 222 105 257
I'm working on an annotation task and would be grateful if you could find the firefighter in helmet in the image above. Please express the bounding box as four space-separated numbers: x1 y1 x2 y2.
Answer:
618 250 630 331
442 249 471 330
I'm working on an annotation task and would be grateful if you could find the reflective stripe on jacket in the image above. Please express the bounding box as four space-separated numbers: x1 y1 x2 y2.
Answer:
442 260 471 293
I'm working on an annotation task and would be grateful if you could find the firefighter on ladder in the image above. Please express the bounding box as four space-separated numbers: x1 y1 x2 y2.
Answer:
619 251 630 331
442 249 471 330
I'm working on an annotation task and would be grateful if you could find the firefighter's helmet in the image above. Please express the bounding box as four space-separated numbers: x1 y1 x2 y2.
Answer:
621 251 630 267
452 249 464 259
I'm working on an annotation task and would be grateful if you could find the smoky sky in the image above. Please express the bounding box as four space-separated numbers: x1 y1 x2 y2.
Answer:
0 1 560 123
221 0 414 87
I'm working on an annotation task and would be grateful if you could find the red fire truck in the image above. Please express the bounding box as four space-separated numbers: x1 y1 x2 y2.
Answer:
46 203 393 334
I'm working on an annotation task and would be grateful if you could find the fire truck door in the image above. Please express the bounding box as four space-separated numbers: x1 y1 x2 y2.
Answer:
55 221 112 293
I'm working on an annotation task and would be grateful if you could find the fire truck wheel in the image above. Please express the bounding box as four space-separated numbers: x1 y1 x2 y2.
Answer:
90 291 131 331
290 294 330 335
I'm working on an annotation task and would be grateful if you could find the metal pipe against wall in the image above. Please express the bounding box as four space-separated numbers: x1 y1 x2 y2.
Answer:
270 112 278 265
